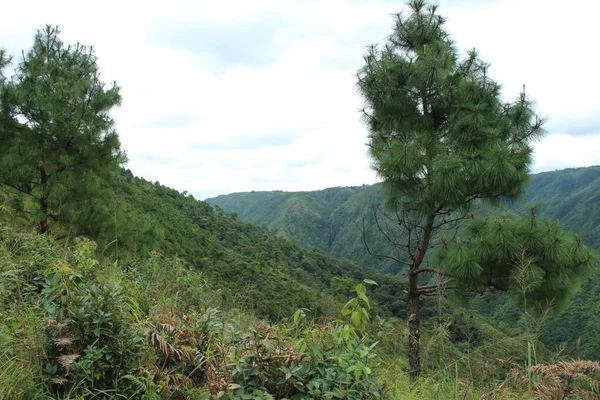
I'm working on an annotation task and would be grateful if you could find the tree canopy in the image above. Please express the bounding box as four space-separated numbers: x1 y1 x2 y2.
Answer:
358 2 544 216
0 25 125 233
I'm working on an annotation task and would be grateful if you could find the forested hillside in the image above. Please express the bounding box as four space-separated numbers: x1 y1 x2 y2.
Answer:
517 166 600 248
2 168 562 398
207 166 600 263
207 166 600 360
1 169 412 322
207 185 386 269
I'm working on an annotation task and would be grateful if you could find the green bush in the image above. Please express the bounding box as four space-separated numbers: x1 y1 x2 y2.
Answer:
40 238 144 396
210 283 386 399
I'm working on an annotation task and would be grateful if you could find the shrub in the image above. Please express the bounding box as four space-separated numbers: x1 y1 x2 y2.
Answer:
40 238 144 396
209 282 386 399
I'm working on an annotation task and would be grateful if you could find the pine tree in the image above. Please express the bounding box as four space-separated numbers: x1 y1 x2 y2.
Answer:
0 49 12 140
439 206 593 311
0 50 8 83
357 1 547 381
0 26 125 233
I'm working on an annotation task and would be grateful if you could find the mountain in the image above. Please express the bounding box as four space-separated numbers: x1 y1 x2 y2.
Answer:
207 185 395 271
516 166 600 247
207 166 600 266
206 166 600 359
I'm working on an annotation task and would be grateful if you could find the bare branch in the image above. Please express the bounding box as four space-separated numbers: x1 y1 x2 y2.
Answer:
421 287 455 296
373 206 411 250
432 207 472 230
414 266 445 276
417 279 453 293
361 215 411 266
0 181 38 199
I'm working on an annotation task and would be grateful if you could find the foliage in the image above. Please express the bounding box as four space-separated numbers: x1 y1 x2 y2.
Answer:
438 208 593 310
0 25 124 233
341 279 378 334
142 306 219 399
39 238 144 396
210 308 384 399
0 220 390 398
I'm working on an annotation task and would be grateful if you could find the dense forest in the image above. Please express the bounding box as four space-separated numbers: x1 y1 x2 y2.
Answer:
1 1 600 399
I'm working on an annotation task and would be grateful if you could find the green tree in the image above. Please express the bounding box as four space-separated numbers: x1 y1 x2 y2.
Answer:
356 0 551 381
0 49 8 81
0 25 124 233
0 49 12 143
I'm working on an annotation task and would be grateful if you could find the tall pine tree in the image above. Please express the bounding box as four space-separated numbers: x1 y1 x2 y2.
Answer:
357 0 551 380
0 26 125 233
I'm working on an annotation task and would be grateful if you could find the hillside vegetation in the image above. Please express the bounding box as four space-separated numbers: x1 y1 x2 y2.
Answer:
206 166 600 266
207 166 600 360
2 6 600 398
2 172 572 399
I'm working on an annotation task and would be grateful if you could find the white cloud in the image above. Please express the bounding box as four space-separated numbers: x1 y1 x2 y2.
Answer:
532 134 600 173
2 0 600 200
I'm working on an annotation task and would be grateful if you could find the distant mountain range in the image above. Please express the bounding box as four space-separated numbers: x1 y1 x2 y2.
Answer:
206 166 600 272
206 166 600 359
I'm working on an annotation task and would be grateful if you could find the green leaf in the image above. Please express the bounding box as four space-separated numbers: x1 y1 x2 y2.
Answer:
357 291 370 308
351 311 362 329
360 307 370 321
341 298 358 315
363 279 378 286
355 283 366 296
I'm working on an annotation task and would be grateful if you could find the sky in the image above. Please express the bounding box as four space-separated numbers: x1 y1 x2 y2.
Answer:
2 0 599 200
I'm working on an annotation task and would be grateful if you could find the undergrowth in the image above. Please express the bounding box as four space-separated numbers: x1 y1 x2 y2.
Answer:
1 224 598 399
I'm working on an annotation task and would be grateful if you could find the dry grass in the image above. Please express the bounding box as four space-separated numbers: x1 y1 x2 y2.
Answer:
486 360 600 399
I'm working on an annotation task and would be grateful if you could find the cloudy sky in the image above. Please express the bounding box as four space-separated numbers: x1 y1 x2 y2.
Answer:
2 0 599 200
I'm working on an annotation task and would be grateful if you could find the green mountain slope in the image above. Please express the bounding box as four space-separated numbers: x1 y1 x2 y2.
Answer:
207 167 600 267
208 187 370 252
206 166 600 359
100 172 416 321
1 170 410 322
207 185 397 271
516 166 600 248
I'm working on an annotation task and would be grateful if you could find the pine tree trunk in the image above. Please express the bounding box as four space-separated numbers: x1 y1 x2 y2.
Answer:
408 266 420 382
408 212 436 382
40 197 49 233
38 162 50 234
